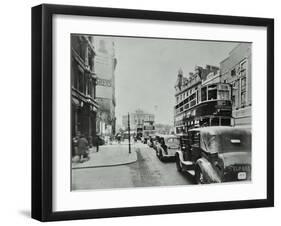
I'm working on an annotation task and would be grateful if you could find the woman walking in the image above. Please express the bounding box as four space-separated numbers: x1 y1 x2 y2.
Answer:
77 134 89 162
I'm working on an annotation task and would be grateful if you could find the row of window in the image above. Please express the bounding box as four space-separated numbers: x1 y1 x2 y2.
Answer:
176 87 197 104
230 60 247 77
71 36 95 72
230 60 248 108
175 117 231 132
175 86 231 115
71 63 96 99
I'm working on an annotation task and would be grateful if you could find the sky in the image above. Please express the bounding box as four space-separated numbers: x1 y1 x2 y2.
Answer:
109 36 238 126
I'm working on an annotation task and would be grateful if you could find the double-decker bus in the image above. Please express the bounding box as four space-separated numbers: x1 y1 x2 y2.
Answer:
175 83 232 134
142 121 156 143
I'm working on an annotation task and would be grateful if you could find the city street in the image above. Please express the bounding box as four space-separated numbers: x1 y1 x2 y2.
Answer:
72 142 195 190
70 35 252 191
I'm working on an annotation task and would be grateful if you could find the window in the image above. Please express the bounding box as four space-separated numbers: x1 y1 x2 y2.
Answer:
241 77 246 107
78 70 84 93
167 138 180 145
240 61 247 71
85 76 89 95
240 60 247 78
231 68 236 76
89 53 95 72
208 88 217 100
211 118 220 126
189 131 200 148
221 118 231 126
241 91 246 107
241 77 246 91
201 87 207 101
218 90 230 100
91 81 96 98
232 94 236 108
71 62 78 89
190 99 196 107
232 81 239 108
190 93 196 101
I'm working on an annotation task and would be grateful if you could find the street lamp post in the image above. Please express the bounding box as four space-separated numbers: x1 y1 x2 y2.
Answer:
128 113 131 154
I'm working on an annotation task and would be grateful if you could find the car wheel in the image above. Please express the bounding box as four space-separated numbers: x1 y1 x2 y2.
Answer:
195 167 205 184
176 154 182 172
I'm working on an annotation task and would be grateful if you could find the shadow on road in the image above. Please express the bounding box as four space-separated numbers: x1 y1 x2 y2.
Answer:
159 160 197 184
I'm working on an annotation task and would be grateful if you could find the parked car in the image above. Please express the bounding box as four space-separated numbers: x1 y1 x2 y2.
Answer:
155 135 180 161
175 126 251 184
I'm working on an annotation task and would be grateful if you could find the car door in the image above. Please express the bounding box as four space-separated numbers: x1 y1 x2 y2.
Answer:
189 131 201 162
179 134 190 161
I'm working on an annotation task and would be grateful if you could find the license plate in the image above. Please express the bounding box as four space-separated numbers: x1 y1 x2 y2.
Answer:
237 172 247 180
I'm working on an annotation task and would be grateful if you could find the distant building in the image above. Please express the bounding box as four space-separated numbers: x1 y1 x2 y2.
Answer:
71 35 98 149
220 43 252 126
93 37 117 136
122 109 155 131
154 123 174 134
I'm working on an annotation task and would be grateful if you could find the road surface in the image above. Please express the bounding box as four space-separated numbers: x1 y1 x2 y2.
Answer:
72 142 196 190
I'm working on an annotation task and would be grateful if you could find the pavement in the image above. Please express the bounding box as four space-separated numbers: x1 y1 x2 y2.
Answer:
72 142 137 169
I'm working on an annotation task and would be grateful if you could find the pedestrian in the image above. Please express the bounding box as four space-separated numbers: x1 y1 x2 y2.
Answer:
117 133 121 144
95 134 100 152
77 134 89 163
72 135 78 157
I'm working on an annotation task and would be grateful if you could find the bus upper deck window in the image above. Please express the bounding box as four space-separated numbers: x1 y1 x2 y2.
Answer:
208 86 217 100
218 90 230 100
201 87 207 101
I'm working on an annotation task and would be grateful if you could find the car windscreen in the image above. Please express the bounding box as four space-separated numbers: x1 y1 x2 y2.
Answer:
166 138 180 145
201 130 251 153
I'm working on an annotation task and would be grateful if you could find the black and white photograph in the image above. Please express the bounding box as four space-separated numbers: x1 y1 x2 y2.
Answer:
71 35 252 190
29 2 274 222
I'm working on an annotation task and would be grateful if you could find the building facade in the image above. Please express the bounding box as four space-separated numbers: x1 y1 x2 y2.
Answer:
93 37 117 136
220 43 252 126
173 43 252 133
122 109 155 131
71 35 98 151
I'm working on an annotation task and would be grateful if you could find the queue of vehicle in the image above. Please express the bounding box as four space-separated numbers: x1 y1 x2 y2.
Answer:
146 126 251 184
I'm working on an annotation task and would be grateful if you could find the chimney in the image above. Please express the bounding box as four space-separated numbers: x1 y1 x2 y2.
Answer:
176 68 183 90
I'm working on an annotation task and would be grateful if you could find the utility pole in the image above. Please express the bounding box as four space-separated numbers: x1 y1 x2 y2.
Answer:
128 113 131 154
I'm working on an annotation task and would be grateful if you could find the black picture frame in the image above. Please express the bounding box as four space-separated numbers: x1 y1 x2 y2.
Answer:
32 4 274 222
